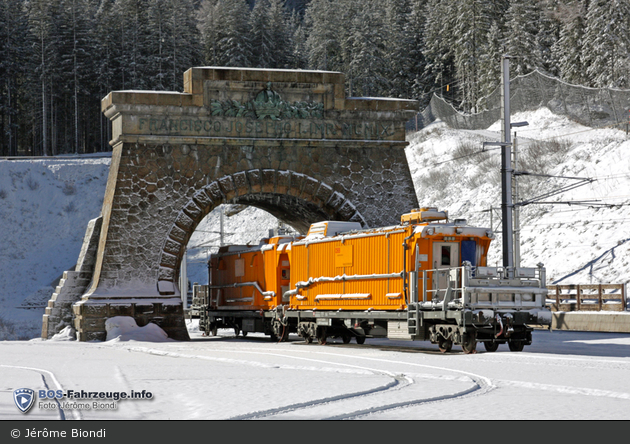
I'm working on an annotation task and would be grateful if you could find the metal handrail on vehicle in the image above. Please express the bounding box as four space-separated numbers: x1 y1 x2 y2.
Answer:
209 281 276 303
410 263 548 307
410 265 467 305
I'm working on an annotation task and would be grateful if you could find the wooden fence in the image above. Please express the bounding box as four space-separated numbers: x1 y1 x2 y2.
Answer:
546 284 626 312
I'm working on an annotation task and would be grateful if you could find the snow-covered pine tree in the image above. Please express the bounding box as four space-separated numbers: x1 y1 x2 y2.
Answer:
453 0 494 112
503 0 541 76
582 0 630 88
54 0 97 154
146 0 202 91
304 0 343 71
166 0 202 90
94 0 122 151
552 0 586 86
95 0 118 94
249 0 275 67
383 0 412 99
477 20 503 109
346 0 391 97
535 0 561 77
286 9 308 69
198 0 223 66
405 0 430 104
113 0 152 90
267 0 291 68
198 0 252 67
25 0 57 156
218 0 252 67
0 0 30 156
146 0 171 90
422 0 457 103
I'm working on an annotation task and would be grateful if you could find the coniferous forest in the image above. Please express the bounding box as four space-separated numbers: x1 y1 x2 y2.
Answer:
1 0 629 156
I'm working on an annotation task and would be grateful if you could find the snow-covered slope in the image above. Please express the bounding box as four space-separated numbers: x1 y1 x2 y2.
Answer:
406 108 630 286
0 107 628 340
0 157 110 339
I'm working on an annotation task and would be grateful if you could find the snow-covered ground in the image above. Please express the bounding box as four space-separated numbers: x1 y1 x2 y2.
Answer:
1 320 629 420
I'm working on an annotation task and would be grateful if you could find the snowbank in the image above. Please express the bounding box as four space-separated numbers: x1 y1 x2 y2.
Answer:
49 325 77 341
105 316 172 342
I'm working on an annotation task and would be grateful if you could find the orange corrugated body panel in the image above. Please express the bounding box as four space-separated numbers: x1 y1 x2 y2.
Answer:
289 226 413 311
210 248 265 310
209 237 301 311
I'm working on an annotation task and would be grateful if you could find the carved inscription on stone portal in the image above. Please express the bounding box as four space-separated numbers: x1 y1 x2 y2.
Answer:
137 117 396 140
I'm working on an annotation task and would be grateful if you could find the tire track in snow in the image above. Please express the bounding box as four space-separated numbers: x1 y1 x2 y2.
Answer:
323 373 492 420
113 366 145 419
231 347 497 420
227 373 413 420
0 364 82 420
495 379 630 400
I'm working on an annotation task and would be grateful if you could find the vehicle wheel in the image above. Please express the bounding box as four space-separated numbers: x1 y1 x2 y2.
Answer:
355 336 366 344
508 340 525 352
210 325 218 336
438 337 452 353
461 333 477 354
484 341 500 352
317 327 327 345
304 335 313 344
242 331 248 337
342 333 352 344
234 326 240 337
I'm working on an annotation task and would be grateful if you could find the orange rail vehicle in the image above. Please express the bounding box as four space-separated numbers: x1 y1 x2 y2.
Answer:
203 235 299 338
198 208 551 353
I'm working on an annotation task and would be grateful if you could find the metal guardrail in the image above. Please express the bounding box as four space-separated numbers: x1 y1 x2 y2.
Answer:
547 284 627 312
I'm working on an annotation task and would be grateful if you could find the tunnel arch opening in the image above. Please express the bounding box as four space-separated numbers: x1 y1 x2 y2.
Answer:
157 169 367 295
183 204 300 289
